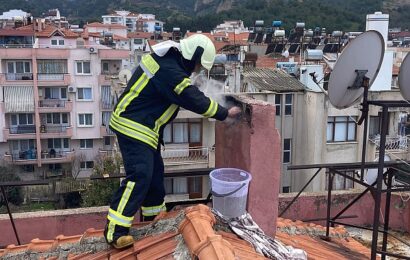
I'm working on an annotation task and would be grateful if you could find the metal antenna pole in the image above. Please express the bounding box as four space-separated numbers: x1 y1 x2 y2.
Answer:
1 186 21 245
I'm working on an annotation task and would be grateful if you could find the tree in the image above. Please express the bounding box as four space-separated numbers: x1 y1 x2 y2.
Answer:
0 166 23 207
80 152 122 207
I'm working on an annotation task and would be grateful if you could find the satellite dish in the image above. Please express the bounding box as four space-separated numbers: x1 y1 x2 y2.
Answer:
118 69 132 84
365 155 391 185
399 53 410 100
328 31 384 109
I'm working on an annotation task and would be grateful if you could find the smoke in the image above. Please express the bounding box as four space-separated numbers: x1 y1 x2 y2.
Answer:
191 73 234 109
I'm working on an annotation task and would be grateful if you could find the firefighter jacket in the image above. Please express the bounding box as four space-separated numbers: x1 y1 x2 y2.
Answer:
110 48 228 149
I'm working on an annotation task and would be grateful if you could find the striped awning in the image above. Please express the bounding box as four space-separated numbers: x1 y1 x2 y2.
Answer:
4 86 34 112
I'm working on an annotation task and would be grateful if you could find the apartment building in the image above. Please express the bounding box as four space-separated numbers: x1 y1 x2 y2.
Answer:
0 23 129 180
102 11 164 33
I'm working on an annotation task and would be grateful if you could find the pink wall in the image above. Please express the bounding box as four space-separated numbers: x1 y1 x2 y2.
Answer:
279 192 410 232
215 98 281 236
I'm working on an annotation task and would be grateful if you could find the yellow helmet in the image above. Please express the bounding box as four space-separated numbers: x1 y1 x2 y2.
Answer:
180 34 216 70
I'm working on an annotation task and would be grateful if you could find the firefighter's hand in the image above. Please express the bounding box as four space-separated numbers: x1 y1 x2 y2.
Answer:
227 106 241 118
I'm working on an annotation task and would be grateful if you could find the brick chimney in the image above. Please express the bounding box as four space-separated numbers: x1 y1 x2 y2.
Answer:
215 95 281 236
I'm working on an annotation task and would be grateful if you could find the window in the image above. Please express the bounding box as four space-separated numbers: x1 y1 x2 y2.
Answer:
76 61 91 74
46 113 68 124
284 94 292 115
51 39 64 46
48 138 69 149
102 62 109 73
37 60 68 74
77 87 92 100
7 61 31 73
275 94 281 116
134 39 143 44
163 119 202 144
327 116 357 142
165 178 188 194
80 139 94 149
80 161 94 169
282 186 290 193
104 136 111 146
11 113 33 125
45 87 67 99
283 138 291 163
78 113 93 127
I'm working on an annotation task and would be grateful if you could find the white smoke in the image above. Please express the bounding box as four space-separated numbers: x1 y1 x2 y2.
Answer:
191 73 232 108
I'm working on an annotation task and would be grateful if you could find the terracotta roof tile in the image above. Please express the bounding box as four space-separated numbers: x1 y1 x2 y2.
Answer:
0 205 374 260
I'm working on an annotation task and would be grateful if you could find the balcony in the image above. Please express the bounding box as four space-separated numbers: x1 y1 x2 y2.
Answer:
41 150 75 164
101 101 114 111
0 73 34 85
99 74 115 85
369 135 409 160
162 146 215 170
4 125 36 140
4 150 37 165
38 100 73 113
40 125 72 138
37 74 70 86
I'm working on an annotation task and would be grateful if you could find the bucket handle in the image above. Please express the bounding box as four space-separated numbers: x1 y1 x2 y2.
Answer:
211 183 246 197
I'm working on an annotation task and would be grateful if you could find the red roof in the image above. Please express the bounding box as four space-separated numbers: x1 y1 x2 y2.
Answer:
396 31 410 38
35 25 78 38
127 32 152 39
0 29 34 36
86 22 127 29
113 34 128 41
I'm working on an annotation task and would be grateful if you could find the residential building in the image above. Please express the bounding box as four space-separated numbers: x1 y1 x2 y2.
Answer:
214 20 249 33
102 11 164 33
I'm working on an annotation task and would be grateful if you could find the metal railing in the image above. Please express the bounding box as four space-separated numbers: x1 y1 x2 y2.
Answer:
37 74 65 81
5 73 33 80
10 151 37 161
370 135 409 152
162 146 211 165
40 125 69 133
41 150 73 159
0 44 33 48
9 125 36 134
39 99 67 108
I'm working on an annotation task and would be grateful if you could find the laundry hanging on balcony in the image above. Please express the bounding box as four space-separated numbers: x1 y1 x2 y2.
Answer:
4 86 34 112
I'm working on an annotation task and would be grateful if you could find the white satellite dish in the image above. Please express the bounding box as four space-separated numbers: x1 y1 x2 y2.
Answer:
365 154 391 185
118 69 132 84
399 53 410 100
328 31 385 109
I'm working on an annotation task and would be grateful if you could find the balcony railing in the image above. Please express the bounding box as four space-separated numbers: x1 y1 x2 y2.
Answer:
0 44 33 48
370 135 409 152
39 99 67 108
10 150 37 161
10 125 36 134
37 74 65 81
40 125 69 133
162 147 211 166
6 73 33 80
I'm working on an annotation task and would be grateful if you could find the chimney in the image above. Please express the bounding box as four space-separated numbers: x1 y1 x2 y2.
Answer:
215 95 281 236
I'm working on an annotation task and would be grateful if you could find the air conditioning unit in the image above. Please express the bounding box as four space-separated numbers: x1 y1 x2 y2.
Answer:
89 47 97 54
68 86 76 93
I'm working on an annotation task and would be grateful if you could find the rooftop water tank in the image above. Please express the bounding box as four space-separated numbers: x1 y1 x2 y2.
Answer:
304 49 324 61
272 20 282 27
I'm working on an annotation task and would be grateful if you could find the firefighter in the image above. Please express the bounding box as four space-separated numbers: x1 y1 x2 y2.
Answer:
104 34 241 248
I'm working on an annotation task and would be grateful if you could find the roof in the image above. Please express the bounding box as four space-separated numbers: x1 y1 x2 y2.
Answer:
0 205 374 259
243 67 305 92
35 26 79 38
127 32 152 39
396 31 410 38
0 205 268 260
0 29 34 36
86 22 127 30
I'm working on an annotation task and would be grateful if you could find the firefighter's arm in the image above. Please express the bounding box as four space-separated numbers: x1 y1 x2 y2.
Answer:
155 73 228 121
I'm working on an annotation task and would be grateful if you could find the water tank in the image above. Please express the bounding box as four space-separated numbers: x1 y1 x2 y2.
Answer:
154 25 162 31
272 20 282 27
274 30 285 37
173 27 180 32
332 31 343 37
214 54 227 64
296 22 305 28
304 49 323 61
255 20 264 27
304 30 314 37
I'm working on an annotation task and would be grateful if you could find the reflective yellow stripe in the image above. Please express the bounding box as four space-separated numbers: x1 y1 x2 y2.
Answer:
107 221 115 242
153 104 179 133
141 54 160 75
110 119 158 149
141 202 166 216
111 112 158 140
174 78 191 95
107 214 132 228
109 208 134 222
115 73 149 116
202 99 218 117
117 181 135 214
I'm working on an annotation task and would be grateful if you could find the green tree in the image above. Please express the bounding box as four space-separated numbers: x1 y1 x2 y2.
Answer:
0 166 23 207
80 153 122 207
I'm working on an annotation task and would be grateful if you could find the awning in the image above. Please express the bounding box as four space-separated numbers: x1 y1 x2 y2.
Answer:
4 86 34 112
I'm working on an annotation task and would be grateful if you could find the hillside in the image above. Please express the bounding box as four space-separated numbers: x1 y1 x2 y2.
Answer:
0 0 408 32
